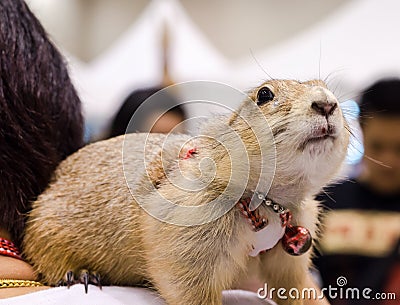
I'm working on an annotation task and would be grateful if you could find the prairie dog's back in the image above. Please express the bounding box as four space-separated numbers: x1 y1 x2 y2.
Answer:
24 133 191 285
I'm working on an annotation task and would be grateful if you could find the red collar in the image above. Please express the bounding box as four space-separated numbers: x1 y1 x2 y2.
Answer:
237 197 291 231
237 195 312 256
181 147 312 256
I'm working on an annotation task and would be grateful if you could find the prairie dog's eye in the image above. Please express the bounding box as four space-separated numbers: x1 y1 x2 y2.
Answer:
257 87 274 106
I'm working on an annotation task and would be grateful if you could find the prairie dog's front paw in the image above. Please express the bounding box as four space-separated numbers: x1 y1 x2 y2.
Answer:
57 269 101 293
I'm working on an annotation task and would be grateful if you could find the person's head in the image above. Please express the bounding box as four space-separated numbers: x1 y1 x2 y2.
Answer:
0 0 83 245
359 78 400 194
109 87 186 138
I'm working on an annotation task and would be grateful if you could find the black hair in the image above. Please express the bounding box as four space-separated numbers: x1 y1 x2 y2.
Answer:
359 78 400 127
0 0 84 247
108 87 186 138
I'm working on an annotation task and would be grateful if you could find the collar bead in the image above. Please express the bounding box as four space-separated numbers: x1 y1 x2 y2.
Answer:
237 193 312 256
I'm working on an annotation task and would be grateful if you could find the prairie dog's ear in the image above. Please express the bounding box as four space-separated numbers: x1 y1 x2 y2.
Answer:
256 86 275 106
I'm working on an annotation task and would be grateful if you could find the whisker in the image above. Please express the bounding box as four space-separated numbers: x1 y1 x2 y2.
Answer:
341 110 360 118
344 124 357 139
337 92 361 103
338 88 376 103
323 68 347 86
364 155 391 168
344 125 391 169
321 189 336 204
333 78 344 97
249 49 274 80
319 41 322 81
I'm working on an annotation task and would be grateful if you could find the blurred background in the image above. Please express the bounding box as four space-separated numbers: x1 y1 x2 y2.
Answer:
24 0 399 164
21 1 400 299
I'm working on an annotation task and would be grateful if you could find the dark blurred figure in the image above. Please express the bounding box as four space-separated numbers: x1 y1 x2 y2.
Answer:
108 87 186 138
314 78 400 305
106 23 187 139
0 0 84 248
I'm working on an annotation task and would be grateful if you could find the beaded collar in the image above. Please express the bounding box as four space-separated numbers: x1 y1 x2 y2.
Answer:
181 147 312 256
237 193 312 257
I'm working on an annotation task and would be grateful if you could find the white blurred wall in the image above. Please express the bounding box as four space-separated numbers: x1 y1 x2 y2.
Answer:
24 0 400 139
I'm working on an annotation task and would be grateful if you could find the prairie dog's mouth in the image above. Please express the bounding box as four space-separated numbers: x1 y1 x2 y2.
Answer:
299 129 337 150
303 134 335 145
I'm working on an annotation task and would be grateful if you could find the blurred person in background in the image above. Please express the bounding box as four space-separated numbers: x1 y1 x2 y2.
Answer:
107 87 187 139
314 78 400 305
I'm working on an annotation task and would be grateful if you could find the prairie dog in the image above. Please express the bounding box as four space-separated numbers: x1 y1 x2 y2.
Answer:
24 80 350 305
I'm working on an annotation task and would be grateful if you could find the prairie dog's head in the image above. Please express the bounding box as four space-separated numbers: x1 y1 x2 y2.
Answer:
239 79 350 194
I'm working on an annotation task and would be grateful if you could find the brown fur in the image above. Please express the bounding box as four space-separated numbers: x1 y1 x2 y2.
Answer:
23 80 350 305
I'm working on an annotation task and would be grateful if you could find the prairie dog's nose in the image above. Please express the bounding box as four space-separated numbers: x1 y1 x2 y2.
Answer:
310 87 338 116
311 100 338 116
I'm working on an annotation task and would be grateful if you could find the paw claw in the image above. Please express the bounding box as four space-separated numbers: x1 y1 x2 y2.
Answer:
66 271 74 289
91 272 102 290
80 270 90 294
59 270 102 293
